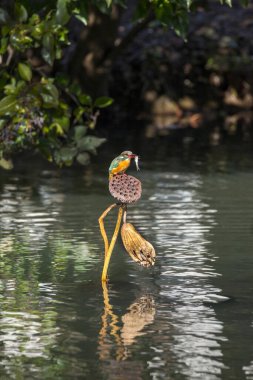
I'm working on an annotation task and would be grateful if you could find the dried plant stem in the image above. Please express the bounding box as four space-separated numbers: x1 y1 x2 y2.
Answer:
99 203 117 256
123 207 127 224
101 206 123 282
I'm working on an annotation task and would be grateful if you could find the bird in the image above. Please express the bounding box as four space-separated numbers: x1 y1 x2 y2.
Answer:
109 151 137 180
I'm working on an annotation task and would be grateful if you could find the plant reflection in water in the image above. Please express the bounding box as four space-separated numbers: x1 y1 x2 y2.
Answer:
98 282 155 365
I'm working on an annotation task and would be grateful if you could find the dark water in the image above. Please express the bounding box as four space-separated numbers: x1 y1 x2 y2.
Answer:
0 144 253 380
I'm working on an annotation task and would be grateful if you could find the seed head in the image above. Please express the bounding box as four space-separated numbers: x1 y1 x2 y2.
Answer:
109 174 142 204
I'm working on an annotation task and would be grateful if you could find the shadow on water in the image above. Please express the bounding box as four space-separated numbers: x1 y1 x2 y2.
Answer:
0 144 253 379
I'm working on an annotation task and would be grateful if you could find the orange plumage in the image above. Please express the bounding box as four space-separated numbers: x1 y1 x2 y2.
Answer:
109 158 130 179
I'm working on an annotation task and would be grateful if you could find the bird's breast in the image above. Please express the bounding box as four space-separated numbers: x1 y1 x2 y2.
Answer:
111 159 130 175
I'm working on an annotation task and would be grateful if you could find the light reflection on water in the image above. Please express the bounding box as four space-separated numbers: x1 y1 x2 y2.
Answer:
0 161 253 379
125 172 226 380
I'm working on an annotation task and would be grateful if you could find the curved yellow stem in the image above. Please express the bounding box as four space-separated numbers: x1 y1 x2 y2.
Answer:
101 206 123 282
98 203 117 256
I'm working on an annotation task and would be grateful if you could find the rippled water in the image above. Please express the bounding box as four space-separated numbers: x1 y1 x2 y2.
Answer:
0 146 253 379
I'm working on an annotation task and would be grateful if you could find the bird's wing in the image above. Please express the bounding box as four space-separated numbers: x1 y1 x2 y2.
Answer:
109 157 120 172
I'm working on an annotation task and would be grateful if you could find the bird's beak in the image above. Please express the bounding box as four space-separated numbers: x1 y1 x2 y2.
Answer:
128 154 137 158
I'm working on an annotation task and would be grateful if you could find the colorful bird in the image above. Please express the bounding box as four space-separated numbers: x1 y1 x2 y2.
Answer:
109 151 137 180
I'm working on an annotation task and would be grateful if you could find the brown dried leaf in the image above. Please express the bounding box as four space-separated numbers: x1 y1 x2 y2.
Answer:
121 223 155 267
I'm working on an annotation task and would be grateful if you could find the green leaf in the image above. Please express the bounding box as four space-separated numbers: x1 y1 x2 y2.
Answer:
73 105 85 121
0 157 13 170
54 116 70 131
0 119 5 129
221 0 232 5
54 146 77 166
0 95 17 115
45 82 59 99
41 92 58 108
56 0 70 25
94 96 114 108
1 25 10 37
186 0 192 10
50 122 64 135
78 94 92 106
42 34 55 65
74 14 87 26
0 37 8 54
77 136 106 153
74 125 88 141
18 63 32 82
15 4 28 22
76 152 90 165
73 2 88 25
105 0 112 7
40 81 59 108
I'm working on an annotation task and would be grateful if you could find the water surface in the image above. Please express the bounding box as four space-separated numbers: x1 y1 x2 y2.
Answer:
0 145 253 379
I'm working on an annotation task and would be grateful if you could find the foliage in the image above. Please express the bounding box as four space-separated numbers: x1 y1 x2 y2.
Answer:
135 0 236 37
0 0 244 169
0 0 111 168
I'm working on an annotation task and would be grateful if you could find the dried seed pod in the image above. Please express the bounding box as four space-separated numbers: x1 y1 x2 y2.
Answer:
121 223 155 267
109 174 142 204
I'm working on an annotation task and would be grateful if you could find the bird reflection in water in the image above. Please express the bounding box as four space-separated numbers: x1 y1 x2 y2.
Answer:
98 282 155 366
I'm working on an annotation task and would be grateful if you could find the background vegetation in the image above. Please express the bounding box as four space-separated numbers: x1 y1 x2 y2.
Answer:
0 0 248 169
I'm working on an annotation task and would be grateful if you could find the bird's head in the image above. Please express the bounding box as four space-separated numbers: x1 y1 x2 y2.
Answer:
120 151 137 159
121 151 140 171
